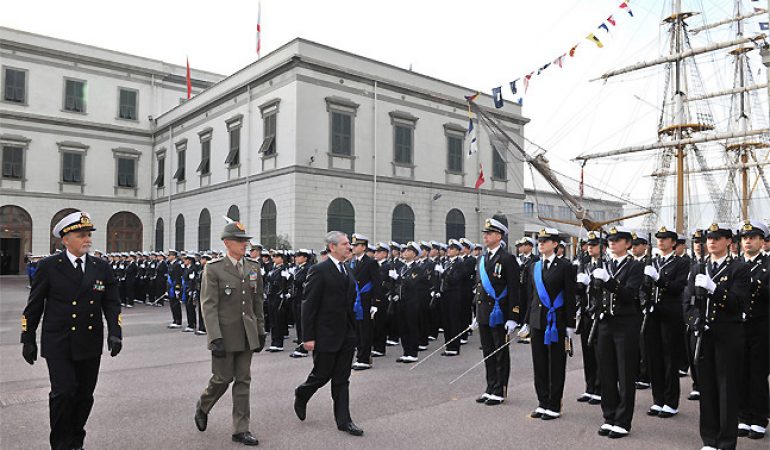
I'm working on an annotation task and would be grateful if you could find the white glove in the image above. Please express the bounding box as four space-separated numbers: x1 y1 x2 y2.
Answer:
644 266 660 281
572 259 580 267
260 268 265 276
694 274 716 294
592 268 610 283
281 270 290 280
434 264 445 274
289 266 297 276
189 273 195 279
388 269 399 280
566 327 575 339
470 317 479 331
517 323 530 338
576 273 590 286
391 295 400 302
370 306 378 319
505 320 518 334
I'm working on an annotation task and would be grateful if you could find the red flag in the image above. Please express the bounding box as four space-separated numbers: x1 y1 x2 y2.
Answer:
186 57 192 99
256 2 262 58
475 165 486 189
569 44 579 57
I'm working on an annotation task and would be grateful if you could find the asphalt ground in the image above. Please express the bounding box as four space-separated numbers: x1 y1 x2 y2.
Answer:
0 275 765 449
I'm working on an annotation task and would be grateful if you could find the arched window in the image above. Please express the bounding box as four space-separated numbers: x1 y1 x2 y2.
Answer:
155 218 164 251
327 198 355 236
198 209 211 251
0 205 32 275
391 203 415 243
107 212 143 252
175 214 185 251
226 204 240 222
445 209 465 241
260 199 277 249
50 208 78 253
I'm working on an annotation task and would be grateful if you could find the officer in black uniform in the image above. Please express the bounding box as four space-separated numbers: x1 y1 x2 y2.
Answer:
527 228 576 420
266 251 290 351
641 226 690 419
473 218 520 406
290 249 312 358
515 237 538 344
386 242 404 347
575 231 603 405
371 243 392 357
182 254 199 332
591 226 644 439
349 234 381 370
686 222 751 450
20 211 122 450
437 239 467 356
393 242 430 363
737 220 769 440
166 250 184 328
154 252 168 306
195 254 210 335
124 252 138 308
459 238 477 345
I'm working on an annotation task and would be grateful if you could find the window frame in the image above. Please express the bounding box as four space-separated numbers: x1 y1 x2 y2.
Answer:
492 145 507 181
259 99 280 157
1 145 24 180
2 66 28 105
61 151 84 184
62 77 87 114
117 87 139 121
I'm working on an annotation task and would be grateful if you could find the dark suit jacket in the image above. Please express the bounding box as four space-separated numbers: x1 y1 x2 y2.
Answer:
475 246 520 325
21 252 122 360
302 258 357 352
528 256 577 330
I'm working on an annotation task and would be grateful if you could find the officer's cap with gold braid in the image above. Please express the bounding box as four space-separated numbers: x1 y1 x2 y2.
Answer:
739 220 768 239
404 241 422 254
536 227 560 242
52 211 96 238
351 233 369 246
606 226 633 241
482 218 508 235
691 228 704 240
654 225 677 240
586 231 607 246
631 231 648 245
447 239 462 250
705 223 733 239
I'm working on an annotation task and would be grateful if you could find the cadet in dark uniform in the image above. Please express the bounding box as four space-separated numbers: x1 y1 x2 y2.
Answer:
371 243 392 357
575 231 603 405
195 221 266 446
386 242 404 346
438 239 467 356
195 254 210 335
166 250 184 328
515 237 538 344
641 226 689 419
459 238 477 345
474 218 520 406
290 249 312 358
737 220 769 440
124 252 138 308
393 242 430 362
686 223 750 450
528 228 576 420
266 251 291 351
591 226 644 439
154 252 168 306
182 254 199 332
21 211 122 450
349 234 381 370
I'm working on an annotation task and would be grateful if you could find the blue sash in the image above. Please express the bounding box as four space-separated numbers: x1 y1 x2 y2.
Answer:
354 281 373 320
181 277 188 303
166 274 175 299
479 256 507 327
533 260 564 345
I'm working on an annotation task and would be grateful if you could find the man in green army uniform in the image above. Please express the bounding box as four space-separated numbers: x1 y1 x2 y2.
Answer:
194 220 266 446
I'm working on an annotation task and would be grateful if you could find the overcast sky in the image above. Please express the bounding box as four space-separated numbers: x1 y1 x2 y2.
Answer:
4 0 769 225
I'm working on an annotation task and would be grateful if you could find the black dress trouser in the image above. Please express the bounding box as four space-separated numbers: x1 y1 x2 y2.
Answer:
46 357 101 450
295 345 354 427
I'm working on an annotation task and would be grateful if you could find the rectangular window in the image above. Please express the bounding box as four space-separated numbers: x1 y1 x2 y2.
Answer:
523 202 534 217
154 157 165 187
117 158 136 187
394 125 413 164
64 79 86 113
492 146 506 180
197 140 211 174
331 111 352 156
225 128 240 166
540 204 554 218
260 114 276 155
174 150 185 181
447 135 463 173
4 68 26 103
2 146 23 179
62 152 82 183
118 88 137 120
558 206 571 220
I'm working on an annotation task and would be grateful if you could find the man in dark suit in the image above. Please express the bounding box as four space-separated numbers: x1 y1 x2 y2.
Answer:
21 211 122 450
294 231 363 437
527 228 576 420
473 218 520 406
349 233 381 370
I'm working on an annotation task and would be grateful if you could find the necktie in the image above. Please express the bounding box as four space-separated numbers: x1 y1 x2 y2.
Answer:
236 260 243 277
339 262 347 276
544 259 550 271
75 258 84 280
612 259 619 272
711 262 718 275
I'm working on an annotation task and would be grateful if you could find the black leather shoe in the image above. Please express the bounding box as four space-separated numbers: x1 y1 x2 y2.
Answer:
232 432 259 445
577 395 590 403
597 425 612 436
194 400 207 431
748 430 766 440
475 395 488 403
608 430 628 439
484 398 503 406
687 391 700 401
657 411 676 419
338 422 364 436
294 393 307 421
588 398 601 405
738 428 750 437
530 410 543 419
646 408 660 416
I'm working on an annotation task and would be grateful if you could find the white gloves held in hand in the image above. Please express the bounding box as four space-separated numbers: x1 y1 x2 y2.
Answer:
470 317 479 331
388 269 399 280
281 270 290 280
505 320 518 334
566 327 575 339
434 264 445 274
644 266 660 281
694 274 716 294
592 268 610 283
576 273 590 286
370 306 378 318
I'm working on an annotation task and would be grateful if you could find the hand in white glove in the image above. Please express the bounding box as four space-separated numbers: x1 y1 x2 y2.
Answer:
517 323 530 339
370 306 378 319
694 274 716 294
260 268 265 276
505 320 518 334
434 264 445 274
644 266 660 281
388 269 399 280
592 268 610 283
281 270 290 280
576 273 590 286
289 266 297 276
566 327 576 339
470 317 479 331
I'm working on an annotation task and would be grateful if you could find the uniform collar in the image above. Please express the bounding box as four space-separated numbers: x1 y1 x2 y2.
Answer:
226 254 242 267
65 249 86 268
